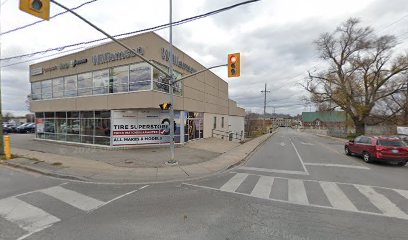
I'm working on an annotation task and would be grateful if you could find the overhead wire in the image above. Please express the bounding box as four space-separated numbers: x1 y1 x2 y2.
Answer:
0 0 261 62
1 0 98 36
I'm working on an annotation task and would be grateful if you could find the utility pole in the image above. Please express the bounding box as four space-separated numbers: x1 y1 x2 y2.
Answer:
167 0 177 165
0 2 4 156
260 83 270 134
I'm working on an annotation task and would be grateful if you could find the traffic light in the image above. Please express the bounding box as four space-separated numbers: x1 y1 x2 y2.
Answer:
228 53 240 78
19 0 50 20
159 103 172 110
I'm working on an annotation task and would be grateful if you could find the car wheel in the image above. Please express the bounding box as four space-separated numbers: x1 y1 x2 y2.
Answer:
345 146 351 156
397 161 407 167
362 152 372 163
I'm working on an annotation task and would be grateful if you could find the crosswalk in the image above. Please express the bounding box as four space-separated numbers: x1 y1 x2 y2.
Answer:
184 173 408 221
0 184 147 240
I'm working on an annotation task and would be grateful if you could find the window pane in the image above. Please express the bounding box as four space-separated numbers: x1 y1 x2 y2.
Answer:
80 111 94 119
32 82 41 99
95 119 110 136
67 111 79 118
52 78 64 98
44 119 55 133
67 119 80 134
35 112 44 118
32 94 41 100
56 112 66 118
64 75 77 97
153 82 169 93
44 133 56 140
44 112 55 118
56 134 66 141
129 63 151 91
112 66 129 93
95 111 110 118
80 119 94 136
93 69 109 95
41 80 52 99
81 135 94 144
77 72 93 96
66 134 80 143
55 119 67 134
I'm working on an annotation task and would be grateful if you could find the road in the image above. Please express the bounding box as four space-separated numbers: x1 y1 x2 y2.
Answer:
1 128 407 240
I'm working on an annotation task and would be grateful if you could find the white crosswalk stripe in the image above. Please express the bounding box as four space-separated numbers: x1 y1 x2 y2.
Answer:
220 173 248 192
40 186 104 211
0 197 60 233
320 182 358 212
250 176 274 199
288 179 309 205
185 173 408 221
355 185 408 220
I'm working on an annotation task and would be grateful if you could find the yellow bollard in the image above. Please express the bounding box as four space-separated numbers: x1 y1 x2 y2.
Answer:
4 135 11 160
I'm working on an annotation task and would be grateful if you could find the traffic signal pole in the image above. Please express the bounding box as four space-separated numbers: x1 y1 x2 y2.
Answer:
167 0 176 165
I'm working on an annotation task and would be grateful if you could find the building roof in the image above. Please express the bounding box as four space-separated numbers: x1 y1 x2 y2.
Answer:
302 111 346 123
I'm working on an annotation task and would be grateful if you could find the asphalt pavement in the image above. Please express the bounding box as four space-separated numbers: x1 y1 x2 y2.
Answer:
1 128 407 240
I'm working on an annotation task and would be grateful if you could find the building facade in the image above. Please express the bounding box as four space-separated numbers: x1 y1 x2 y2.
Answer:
29 32 245 147
302 111 347 129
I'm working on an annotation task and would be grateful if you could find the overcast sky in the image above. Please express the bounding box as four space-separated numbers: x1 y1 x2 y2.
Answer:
1 0 408 116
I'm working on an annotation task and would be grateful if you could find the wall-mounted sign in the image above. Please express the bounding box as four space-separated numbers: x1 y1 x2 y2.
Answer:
111 110 180 146
92 47 144 65
43 66 58 73
161 48 196 73
30 67 43 76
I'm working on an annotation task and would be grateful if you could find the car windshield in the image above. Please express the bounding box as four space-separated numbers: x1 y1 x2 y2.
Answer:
377 140 408 147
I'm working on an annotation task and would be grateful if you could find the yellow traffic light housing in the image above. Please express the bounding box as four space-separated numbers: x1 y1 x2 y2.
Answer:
228 53 240 78
159 103 172 110
19 0 50 20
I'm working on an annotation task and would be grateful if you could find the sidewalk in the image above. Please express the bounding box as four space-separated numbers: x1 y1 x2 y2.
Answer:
1 133 274 183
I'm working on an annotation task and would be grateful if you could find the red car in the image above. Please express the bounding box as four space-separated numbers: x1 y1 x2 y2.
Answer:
345 136 408 166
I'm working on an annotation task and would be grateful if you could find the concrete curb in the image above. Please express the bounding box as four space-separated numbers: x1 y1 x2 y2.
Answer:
1 133 277 184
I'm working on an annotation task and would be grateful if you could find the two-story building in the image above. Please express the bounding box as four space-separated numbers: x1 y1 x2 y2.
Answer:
29 32 245 147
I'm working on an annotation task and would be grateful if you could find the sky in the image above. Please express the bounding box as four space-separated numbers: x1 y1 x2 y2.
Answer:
1 0 408 116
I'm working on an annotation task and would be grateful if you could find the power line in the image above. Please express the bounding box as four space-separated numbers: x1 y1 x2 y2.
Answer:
0 0 261 62
0 0 98 36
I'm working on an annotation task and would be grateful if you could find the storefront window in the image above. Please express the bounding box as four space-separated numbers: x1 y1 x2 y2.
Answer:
152 62 182 95
67 119 80 135
77 72 93 96
93 69 109 95
129 62 151 91
64 75 77 97
111 65 129 93
44 119 55 133
32 82 41 100
95 119 110 137
80 119 94 136
52 78 64 98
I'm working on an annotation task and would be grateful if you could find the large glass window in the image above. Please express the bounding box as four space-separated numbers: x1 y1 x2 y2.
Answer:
64 75 77 97
32 82 41 100
77 72 93 96
111 65 129 93
52 78 64 98
152 62 182 95
41 80 52 99
129 63 151 91
95 119 110 137
93 69 109 95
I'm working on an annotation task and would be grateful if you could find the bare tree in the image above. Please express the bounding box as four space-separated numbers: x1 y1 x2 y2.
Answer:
3 112 14 122
304 18 408 135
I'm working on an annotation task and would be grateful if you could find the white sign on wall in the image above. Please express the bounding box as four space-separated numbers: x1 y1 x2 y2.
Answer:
397 126 408 135
36 118 44 133
111 110 180 146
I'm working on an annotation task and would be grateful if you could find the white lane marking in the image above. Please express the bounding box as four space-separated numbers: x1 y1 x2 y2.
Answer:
288 179 309 205
355 185 408 220
394 189 408 200
320 182 358 211
183 183 408 220
219 173 248 192
90 185 149 212
289 139 309 174
304 163 370 170
0 197 60 233
239 167 309 175
300 141 314 146
40 186 104 211
250 176 274 199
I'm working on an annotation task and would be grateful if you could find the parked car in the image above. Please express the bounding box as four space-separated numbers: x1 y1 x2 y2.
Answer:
25 123 36 133
345 135 408 166
16 123 29 133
